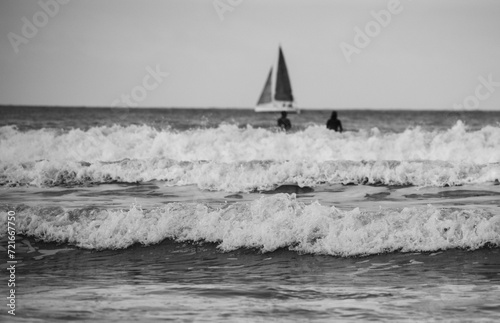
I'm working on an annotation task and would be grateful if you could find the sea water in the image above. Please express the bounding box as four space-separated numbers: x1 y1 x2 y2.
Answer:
0 106 499 322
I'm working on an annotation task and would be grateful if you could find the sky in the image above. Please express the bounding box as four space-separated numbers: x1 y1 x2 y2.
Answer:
0 0 499 110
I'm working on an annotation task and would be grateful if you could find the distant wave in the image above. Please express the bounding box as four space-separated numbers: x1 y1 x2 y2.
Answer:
1 121 499 189
1 159 498 190
1 121 499 164
2 194 499 255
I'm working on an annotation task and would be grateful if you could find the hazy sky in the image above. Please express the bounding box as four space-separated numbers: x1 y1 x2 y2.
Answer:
1 0 500 110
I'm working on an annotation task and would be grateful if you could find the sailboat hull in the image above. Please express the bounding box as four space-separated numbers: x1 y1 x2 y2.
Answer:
254 101 300 113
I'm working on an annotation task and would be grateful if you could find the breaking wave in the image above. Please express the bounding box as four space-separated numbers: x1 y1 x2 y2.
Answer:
1 121 499 189
1 121 499 163
1 159 499 191
1 194 499 256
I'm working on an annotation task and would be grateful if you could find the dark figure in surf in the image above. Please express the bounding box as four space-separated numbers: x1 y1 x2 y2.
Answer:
277 111 291 131
327 111 343 132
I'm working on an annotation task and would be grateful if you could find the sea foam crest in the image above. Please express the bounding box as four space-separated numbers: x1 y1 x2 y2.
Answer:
1 121 500 164
1 159 499 190
2 194 499 256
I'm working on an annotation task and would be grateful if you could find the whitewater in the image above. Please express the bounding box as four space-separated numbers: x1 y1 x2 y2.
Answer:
1 107 499 322
1 121 499 190
3 196 499 254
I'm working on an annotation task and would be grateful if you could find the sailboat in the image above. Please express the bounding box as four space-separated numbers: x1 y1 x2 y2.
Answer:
255 47 299 113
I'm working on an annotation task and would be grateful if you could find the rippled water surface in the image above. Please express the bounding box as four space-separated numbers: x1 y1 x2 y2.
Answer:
1 107 500 321
5 239 499 322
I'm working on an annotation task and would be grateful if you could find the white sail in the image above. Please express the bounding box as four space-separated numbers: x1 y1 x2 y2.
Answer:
255 47 299 113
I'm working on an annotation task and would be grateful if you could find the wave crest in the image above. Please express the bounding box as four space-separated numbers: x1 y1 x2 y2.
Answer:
2 194 499 256
1 159 499 190
1 121 500 164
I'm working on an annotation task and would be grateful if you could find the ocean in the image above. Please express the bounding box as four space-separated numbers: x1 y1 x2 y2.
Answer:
1 106 500 322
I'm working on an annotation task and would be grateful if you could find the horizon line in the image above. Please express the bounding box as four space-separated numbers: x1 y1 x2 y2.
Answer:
0 104 499 112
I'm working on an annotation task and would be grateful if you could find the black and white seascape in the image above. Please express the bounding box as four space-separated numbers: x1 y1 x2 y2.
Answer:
1 1 500 322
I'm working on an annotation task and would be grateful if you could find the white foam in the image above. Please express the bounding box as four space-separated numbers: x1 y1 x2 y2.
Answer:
2 194 499 255
1 121 499 164
0 159 498 190
1 121 499 189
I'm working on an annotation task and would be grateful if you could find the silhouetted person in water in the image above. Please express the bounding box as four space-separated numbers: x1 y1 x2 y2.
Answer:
277 111 291 131
326 111 343 132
